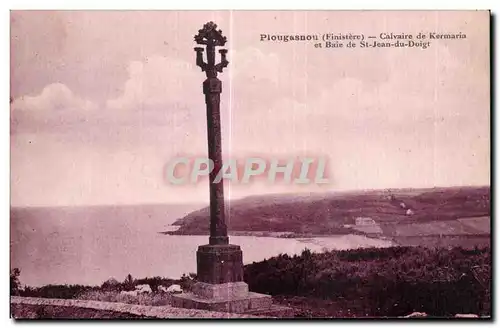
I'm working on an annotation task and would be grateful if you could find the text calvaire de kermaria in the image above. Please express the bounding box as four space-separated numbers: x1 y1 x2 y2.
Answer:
260 32 466 42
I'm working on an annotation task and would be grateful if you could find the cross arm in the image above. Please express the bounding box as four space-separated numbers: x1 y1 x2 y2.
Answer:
194 47 207 71
215 49 229 73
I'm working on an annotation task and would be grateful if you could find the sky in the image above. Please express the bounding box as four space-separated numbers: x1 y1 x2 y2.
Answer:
10 11 490 206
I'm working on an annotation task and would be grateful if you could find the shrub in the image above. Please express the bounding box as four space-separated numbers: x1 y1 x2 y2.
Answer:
21 284 95 299
10 268 21 296
76 290 172 306
101 278 121 291
179 273 197 292
244 246 491 317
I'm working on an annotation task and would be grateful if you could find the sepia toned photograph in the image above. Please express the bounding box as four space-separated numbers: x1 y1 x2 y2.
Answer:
10 10 491 319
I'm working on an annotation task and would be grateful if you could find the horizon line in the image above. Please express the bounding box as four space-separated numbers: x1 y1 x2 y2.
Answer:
10 184 490 209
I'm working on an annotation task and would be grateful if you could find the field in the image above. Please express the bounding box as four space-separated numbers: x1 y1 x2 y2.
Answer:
381 218 489 236
458 217 491 233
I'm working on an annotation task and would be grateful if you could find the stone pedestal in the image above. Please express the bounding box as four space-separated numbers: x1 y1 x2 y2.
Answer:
171 281 273 314
196 244 243 284
192 281 249 299
171 244 292 316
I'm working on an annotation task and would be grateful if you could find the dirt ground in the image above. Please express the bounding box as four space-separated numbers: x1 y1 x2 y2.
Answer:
10 304 150 319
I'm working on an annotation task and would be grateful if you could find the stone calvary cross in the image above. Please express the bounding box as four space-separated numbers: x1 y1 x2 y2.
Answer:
194 21 230 248
171 22 289 316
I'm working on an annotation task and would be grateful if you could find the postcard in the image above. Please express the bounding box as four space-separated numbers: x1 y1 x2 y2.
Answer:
10 10 491 319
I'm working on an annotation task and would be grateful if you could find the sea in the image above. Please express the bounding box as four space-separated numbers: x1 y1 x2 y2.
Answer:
10 204 393 287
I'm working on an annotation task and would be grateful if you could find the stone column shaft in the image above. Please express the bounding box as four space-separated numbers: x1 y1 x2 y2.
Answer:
204 78 228 245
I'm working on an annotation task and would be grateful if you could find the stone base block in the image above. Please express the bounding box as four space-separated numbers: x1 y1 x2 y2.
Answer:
197 244 244 284
171 292 273 314
192 281 249 299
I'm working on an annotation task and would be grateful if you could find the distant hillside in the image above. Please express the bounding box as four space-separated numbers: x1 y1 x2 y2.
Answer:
167 186 490 239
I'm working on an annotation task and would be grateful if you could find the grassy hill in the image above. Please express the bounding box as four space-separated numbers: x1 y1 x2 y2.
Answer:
167 186 490 241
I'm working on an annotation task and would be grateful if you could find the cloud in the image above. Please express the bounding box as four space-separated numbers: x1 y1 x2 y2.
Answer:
12 83 97 112
106 55 201 111
11 83 98 135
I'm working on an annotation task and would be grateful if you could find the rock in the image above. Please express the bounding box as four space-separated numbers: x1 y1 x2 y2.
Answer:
166 284 183 294
403 312 428 318
120 290 138 297
134 284 152 294
455 314 479 318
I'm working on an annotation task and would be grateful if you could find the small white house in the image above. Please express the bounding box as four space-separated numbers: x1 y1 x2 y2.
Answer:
355 217 376 226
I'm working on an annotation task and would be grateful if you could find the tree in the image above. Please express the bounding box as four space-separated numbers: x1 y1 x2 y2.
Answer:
125 274 133 285
10 268 21 295
123 274 134 291
101 277 120 291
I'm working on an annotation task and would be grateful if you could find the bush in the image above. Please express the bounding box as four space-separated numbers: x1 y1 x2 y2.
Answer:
18 274 183 301
179 273 197 292
10 268 21 296
101 278 121 291
244 246 491 317
21 284 95 299
76 290 172 306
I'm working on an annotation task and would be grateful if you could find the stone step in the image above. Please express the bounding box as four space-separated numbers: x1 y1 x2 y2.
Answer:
172 291 274 314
